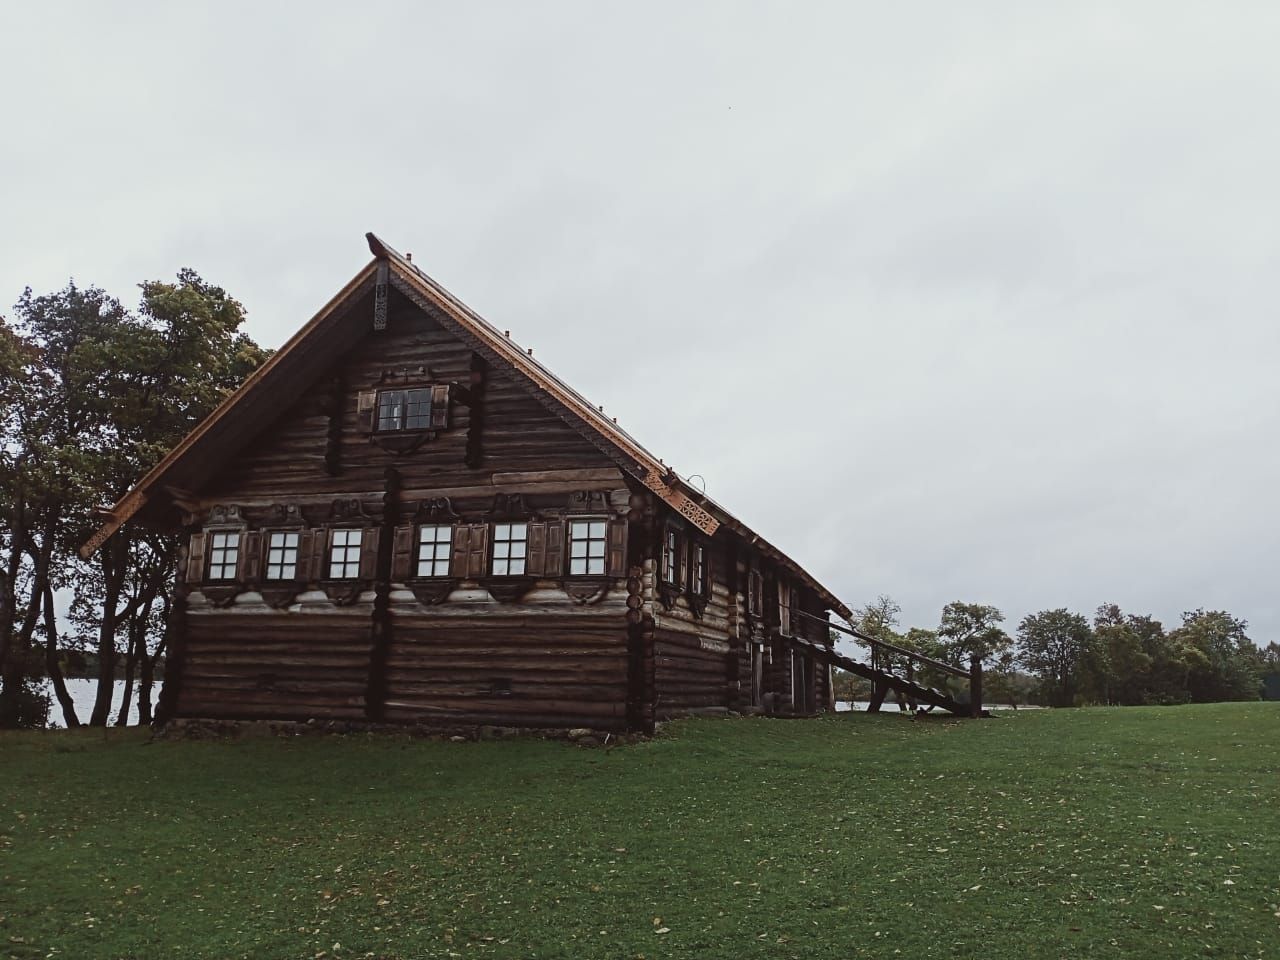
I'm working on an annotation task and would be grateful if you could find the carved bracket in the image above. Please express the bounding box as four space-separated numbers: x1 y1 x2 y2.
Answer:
266 502 306 527
480 577 535 603
207 504 245 527
408 580 457 605
413 497 460 523
329 498 371 522
565 580 611 605
487 493 527 519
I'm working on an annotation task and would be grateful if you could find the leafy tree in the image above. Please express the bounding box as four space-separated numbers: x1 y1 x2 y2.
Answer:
936 601 1011 668
1016 608 1094 707
1171 609 1260 703
0 273 267 728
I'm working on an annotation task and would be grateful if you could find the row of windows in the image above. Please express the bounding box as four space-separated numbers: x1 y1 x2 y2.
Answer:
203 520 610 582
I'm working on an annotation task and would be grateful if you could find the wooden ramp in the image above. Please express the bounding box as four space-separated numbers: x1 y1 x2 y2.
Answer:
826 647 981 717
791 609 987 718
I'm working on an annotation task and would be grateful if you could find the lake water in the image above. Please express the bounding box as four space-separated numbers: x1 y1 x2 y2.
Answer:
43 679 140 728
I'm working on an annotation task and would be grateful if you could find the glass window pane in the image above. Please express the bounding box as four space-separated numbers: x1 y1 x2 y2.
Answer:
571 541 586 558
570 558 586 575
589 522 605 539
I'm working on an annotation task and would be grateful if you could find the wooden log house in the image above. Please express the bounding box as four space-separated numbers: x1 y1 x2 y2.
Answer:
82 233 855 734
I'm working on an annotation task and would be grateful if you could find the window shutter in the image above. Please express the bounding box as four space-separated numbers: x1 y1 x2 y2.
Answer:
240 531 262 584
311 528 330 580
606 520 627 578
359 528 381 580
391 524 415 580
356 390 377 433
525 522 548 577
545 521 564 577
186 532 207 585
466 523 489 579
430 384 450 429
450 525 472 578
295 530 314 583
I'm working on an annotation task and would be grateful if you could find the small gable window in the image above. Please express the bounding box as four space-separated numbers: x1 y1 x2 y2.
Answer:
265 531 300 580
207 532 240 581
377 388 432 432
417 524 452 577
491 522 528 576
329 529 363 579
359 384 450 436
568 520 607 575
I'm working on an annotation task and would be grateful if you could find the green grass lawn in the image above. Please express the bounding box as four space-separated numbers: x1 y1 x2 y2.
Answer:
2 704 1277 960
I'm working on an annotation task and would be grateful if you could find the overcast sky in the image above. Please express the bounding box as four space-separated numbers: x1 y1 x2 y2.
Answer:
3 2 1277 645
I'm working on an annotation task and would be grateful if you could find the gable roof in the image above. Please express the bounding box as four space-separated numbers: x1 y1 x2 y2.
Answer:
82 233 852 620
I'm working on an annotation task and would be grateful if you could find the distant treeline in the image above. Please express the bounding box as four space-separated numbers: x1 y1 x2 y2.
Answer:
835 598 1279 707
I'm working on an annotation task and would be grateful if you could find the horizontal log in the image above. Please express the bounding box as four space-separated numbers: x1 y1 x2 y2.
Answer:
382 696 625 718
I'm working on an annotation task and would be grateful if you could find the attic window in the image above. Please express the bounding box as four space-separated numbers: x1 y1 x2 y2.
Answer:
359 384 450 436
377 388 432 431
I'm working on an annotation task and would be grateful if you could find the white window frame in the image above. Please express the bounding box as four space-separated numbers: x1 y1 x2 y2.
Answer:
207 531 240 581
417 524 452 577
328 528 363 579
568 519 607 576
491 522 528 576
265 531 300 581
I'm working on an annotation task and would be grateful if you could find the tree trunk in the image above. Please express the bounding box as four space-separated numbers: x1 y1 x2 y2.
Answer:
137 593 171 727
114 591 153 726
114 626 139 726
0 519 53 728
42 584 79 728
89 540 125 727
